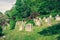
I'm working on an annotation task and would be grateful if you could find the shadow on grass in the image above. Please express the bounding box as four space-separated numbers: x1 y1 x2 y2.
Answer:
56 35 60 40
38 23 60 36
0 34 4 37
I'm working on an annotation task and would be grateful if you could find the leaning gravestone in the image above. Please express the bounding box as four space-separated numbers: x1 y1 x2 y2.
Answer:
25 23 32 31
55 14 60 21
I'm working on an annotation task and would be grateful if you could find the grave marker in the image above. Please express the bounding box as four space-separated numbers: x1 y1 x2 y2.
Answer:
25 23 32 31
19 21 26 31
55 14 60 21
34 17 42 26
45 17 51 25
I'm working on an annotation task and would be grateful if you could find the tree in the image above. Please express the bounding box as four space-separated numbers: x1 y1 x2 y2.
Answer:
5 0 60 30
5 8 17 30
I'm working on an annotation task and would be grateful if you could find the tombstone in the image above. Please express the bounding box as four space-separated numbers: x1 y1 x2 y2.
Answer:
55 14 60 21
25 23 32 31
45 18 48 23
19 25 24 31
49 15 52 18
3 22 10 30
16 21 21 27
43 17 46 21
36 18 42 26
15 21 23 31
39 18 41 21
34 17 42 26
19 21 26 31
45 17 51 25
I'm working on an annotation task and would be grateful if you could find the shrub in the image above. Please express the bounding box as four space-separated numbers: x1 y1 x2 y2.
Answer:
0 26 2 36
10 19 16 30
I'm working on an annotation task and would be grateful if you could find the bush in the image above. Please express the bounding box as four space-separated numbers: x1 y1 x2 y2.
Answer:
39 23 60 36
10 19 16 30
0 26 2 36
26 19 35 26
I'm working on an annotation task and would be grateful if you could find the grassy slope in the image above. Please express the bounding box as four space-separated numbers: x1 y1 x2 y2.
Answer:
3 26 58 40
2 19 60 40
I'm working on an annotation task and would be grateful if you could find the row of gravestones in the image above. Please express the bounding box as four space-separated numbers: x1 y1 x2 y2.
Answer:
15 14 60 32
34 14 60 26
15 21 32 32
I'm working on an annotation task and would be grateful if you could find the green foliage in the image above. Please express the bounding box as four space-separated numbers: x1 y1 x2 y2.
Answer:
0 12 6 26
15 0 31 18
5 0 60 19
5 0 60 30
26 19 35 26
56 35 60 40
0 26 2 36
15 0 60 18
10 19 16 30
39 23 60 36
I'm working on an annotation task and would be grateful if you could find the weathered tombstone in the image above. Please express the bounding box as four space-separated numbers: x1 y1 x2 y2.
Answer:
45 17 51 25
34 17 42 26
39 18 42 25
3 22 10 30
19 21 26 31
25 23 32 31
49 15 52 18
43 17 46 21
15 21 23 31
15 21 21 28
39 18 42 21
55 14 60 21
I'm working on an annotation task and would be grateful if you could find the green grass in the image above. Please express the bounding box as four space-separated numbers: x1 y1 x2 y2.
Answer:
2 20 60 40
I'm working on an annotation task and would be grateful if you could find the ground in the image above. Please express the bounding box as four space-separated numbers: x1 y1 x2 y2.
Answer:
1 20 60 40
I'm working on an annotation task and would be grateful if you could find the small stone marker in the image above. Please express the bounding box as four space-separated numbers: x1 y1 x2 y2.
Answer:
49 15 52 18
25 23 32 31
55 14 60 21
